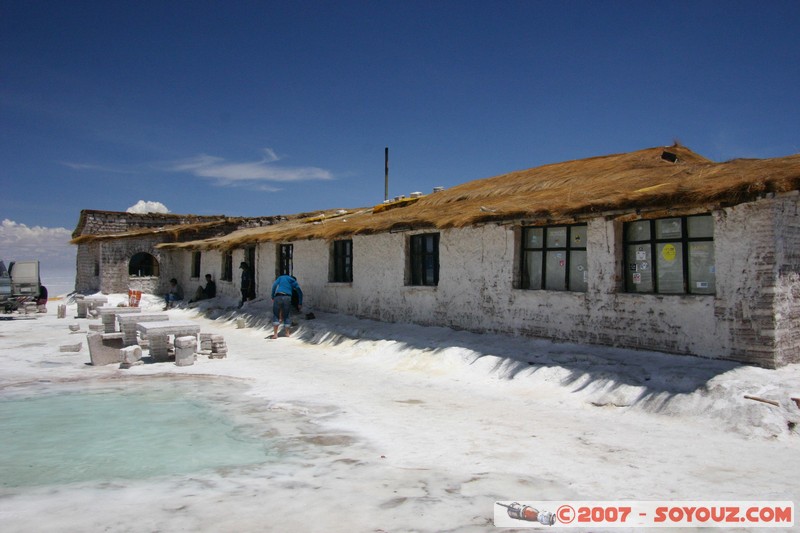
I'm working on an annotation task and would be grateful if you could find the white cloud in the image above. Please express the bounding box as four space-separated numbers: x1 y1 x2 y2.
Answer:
60 161 135 174
167 148 333 186
126 201 170 214
0 219 76 293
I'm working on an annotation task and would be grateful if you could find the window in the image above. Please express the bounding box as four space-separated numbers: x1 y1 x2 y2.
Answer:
221 251 233 281
191 251 201 278
624 214 714 295
409 233 439 286
245 246 256 294
128 252 159 277
331 239 353 282
278 244 293 276
520 224 587 292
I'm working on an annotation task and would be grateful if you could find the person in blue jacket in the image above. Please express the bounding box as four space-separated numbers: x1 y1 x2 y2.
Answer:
270 274 302 339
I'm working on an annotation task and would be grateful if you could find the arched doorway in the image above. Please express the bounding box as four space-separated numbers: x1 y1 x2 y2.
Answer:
129 252 160 277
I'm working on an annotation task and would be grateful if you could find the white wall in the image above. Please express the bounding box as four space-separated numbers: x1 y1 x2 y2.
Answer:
286 221 722 359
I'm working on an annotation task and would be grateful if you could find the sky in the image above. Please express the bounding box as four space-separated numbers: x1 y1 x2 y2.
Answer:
1 1 799 281
1 295 798 530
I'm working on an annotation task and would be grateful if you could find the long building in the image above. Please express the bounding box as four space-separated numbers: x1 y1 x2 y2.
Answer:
72 145 800 368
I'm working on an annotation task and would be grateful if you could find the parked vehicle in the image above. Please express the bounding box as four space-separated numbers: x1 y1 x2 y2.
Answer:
0 260 41 312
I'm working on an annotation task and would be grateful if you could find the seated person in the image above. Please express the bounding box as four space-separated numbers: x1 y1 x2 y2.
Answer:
163 278 184 309
190 274 216 303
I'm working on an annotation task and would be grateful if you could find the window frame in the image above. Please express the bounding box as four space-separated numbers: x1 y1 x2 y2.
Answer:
519 224 588 292
331 239 353 283
191 251 201 279
409 233 439 286
221 250 233 281
278 244 293 277
623 214 715 295
128 252 160 278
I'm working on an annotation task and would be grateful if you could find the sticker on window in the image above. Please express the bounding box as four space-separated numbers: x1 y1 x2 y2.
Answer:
661 244 677 262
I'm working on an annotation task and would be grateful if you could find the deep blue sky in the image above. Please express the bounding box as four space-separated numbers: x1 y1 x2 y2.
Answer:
2 0 799 232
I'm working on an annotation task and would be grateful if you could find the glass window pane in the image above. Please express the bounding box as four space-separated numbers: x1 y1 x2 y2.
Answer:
626 244 653 292
425 235 435 253
524 227 543 249
687 215 714 238
570 225 587 248
655 218 682 239
424 255 435 285
688 242 715 294
656 242 684 293
626 221 650 242
546 227 567 248
569 250 588 292
545 251 567 290
523 251 542 289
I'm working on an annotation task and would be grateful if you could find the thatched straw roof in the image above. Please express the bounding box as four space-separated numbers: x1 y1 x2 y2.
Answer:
70 210 232 240
154 144 799 251
70 219 241 245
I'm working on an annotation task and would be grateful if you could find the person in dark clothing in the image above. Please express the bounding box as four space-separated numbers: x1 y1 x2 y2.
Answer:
190 274 216 303
36 285 48 306
36 285 48 312
239 262 253 308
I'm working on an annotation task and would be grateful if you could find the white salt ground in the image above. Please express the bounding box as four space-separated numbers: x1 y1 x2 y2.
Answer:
0 293 798 532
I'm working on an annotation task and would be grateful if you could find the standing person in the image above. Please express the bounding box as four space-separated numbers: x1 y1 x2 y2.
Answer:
163 278 184 309
270 274 302 339
239 262 253 308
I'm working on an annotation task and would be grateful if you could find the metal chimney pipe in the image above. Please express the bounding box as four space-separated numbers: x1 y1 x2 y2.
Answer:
384 147 389 202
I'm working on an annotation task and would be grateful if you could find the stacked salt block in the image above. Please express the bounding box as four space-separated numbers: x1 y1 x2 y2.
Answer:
75 295 108 318
98 307 139 333
69 324 81 333
174 336 196 366
148 334 170 360
118 313 168 346
57 304 67 318
198 333 213 356
119 345 143 369
101 314 116 333
210 335 227 359
88 323 104 332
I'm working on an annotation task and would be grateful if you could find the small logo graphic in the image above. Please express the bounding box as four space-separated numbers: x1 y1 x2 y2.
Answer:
496 502 556 525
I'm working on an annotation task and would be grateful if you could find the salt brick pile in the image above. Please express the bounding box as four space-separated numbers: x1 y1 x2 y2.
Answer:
210 335 227 359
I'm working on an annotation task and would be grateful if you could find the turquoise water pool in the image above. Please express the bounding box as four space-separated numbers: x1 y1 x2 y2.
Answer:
0 378 275 488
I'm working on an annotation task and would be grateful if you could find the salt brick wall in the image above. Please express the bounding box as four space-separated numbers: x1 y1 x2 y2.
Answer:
773 193 800 367
712 195 800 368
75 241 100 293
